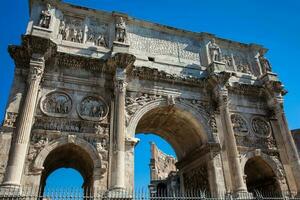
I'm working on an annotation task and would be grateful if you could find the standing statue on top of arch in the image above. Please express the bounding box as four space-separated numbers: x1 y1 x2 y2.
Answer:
259 54 272 74
39 4 52 28
115 16 127 43
208 39 223 62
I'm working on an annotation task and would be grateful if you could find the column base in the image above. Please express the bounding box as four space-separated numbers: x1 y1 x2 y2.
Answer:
0 184 21 196
106 187 132 199
232 191 252 199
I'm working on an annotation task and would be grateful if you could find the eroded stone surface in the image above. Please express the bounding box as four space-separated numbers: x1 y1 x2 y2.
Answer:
0 0 299 196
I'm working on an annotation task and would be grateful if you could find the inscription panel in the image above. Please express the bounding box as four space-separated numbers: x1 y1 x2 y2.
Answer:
127 25 201 63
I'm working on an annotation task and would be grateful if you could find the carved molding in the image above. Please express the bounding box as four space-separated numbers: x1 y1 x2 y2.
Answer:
33 116 109 135
133 66 208 87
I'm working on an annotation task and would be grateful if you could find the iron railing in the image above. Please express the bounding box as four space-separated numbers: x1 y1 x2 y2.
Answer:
0 187 299 200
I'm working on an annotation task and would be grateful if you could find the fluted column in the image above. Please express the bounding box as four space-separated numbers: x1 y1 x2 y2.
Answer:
215 86 247 193
272 96 300 192
111 68 127 189
2 54 45 187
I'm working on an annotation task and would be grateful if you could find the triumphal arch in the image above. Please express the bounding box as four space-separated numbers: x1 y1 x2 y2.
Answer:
1 0 300 197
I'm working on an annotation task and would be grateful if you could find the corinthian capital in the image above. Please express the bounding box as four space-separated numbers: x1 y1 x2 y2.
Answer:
214 85 229 107
28 55 45 83
114 79 127 93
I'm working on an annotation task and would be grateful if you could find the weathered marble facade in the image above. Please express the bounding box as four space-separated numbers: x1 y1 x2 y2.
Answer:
0 0 300 197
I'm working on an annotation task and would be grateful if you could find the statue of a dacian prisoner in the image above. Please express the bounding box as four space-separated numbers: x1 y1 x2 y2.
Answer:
115 17 126 42
208 39 222 62
39 4 51 28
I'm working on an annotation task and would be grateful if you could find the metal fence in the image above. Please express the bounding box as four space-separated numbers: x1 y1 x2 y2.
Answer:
0 187 299 200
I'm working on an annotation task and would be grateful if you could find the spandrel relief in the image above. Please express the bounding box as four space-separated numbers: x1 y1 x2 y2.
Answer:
78 96 108 121
41 92 72 117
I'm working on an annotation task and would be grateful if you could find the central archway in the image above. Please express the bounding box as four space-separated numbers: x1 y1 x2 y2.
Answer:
127 99 213 193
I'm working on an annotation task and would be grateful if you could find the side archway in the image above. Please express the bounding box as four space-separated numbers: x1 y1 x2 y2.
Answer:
33 136 105 191
241 151 285 193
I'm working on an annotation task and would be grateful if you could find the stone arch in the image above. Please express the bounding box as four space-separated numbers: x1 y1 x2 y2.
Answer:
241 151 285 193
127 98 214 144
126 98 216 193
33 136 105 190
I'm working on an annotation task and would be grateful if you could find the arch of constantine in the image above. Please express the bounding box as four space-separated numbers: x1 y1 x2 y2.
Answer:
1 0 300 197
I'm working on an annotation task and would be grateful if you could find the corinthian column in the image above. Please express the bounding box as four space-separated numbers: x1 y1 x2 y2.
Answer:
2 54 44 187
214 85 247 194
111 68 127 189
271 95 300 192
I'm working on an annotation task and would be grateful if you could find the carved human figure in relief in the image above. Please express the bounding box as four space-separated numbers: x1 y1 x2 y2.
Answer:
208 39 222 62
96 34 106 47
77 29 83 43
39 4 51 28
42 93 71 115
79 97 107 119
115 17 126 42
252 117 271 137
231 114 248 135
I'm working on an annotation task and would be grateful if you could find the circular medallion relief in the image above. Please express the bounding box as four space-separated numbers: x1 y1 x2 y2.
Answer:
230 114 249 136
41 92 72 117
251 117 271 138
77 96 108 121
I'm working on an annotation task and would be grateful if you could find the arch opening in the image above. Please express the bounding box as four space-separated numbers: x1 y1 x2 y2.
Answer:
133 105 210 193
135 106 206 160
244 156 280 193
40 143 94 194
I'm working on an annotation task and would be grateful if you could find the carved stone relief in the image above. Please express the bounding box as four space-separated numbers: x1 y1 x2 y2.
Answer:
251 116 271 138
183 165 209 191
33 117 109 135
41 92 72 117
222 48 253 74
231 114 249 136
28 136 49 162
3 112 18 128
87 18 108 47
78 96 108 121
125 92 164 125
59 16 84 43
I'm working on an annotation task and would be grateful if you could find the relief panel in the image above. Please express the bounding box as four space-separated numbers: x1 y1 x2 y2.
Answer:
77 96 108 121
40 92 72 117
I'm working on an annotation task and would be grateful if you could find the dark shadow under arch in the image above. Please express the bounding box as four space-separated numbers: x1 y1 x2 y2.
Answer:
244 156 280 193
40 143 94 194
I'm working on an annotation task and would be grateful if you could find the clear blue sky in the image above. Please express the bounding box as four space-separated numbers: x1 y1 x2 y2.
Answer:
1 0 300 190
